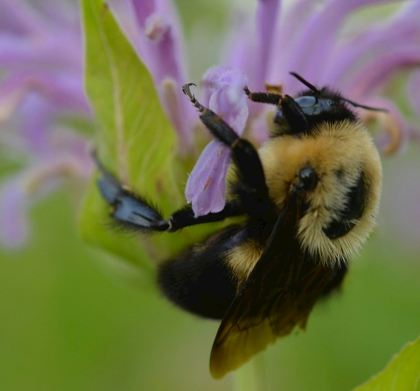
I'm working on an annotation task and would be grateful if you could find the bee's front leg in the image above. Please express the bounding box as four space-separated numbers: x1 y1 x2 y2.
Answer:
243 86 282 105
182 83 274 216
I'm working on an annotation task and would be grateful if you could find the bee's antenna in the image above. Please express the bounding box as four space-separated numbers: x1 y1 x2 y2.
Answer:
340 98 388 113
182 82 205 113
289 72 320 94
289 72 388 113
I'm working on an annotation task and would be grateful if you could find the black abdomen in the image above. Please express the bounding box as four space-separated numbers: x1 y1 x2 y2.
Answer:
158 225 244 320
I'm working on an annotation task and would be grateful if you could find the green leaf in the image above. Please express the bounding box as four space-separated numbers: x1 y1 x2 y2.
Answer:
79 0 204 272
354 337 420 391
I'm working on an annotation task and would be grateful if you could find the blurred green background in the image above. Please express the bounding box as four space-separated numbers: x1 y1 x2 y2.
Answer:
0 1 419 390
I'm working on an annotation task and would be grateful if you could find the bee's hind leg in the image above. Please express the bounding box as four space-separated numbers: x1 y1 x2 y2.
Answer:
95 155 242 232
95 157 169 232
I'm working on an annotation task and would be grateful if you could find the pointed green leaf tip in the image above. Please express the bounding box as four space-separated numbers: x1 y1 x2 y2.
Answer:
79 0 193 272
354 337 420 391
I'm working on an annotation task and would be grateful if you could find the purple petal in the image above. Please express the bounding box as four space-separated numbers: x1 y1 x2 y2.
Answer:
18 94 52 153
0 147 93 249
158 78 196 155
185 142 231 216
142 14 184 82
0 178 28 249
29 1 79 29
345 44 420 98
130 0 194 150
325 3 420 88
131 0 186 83
0 0 95 249
131 0 157 29
221 9 267 118
222 1 281 92
202 66 249 133
17 95 91 158
284 0 396 93
0 71 88 114
222 10 254 76
254 0 281 88
0 35 82 71
0 0 41 35
186 67 249 216
268 0 319 84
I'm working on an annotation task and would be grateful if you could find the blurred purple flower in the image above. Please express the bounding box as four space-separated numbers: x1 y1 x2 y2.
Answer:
130 0 196 154
0 1 92 248
1 0 420 248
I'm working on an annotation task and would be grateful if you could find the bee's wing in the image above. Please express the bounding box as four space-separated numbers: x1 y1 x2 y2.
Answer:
210 198 337 378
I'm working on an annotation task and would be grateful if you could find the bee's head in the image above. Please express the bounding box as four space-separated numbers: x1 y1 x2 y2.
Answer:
273 73 387 136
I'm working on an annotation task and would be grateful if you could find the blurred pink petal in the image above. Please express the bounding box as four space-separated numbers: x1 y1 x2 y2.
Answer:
0 35 81 71
223 0 281 90
0 0 91 248
18 94 52 153
268 0 319 84
346 44 420 98
0 0 41 35
254 0 281 89
0 71 88 113
223 10 254 75
284 0 395 93
222 9 264 118
131 0 187 91
130 0 194 152
324 2 420 87
0 149 93 248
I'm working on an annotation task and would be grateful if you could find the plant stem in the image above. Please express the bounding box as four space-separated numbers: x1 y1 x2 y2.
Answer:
233 357 265 391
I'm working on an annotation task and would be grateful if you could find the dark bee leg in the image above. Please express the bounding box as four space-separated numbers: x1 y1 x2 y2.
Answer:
182 84 274 217
168 202 242 231
245 87 310 133
244 86 282 105
96 158 242 232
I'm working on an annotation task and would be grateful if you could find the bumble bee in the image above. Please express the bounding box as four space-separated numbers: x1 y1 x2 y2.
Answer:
95 73 383 378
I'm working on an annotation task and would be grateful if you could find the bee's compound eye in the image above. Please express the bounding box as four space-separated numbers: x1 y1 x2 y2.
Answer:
298 166 318 191
295 96 317 108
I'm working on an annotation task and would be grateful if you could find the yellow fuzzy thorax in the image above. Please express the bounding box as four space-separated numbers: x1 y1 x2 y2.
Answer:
258 120 382 263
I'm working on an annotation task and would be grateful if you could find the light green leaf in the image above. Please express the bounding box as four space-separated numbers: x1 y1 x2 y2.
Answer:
354 337 420 391
79 0 205 272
